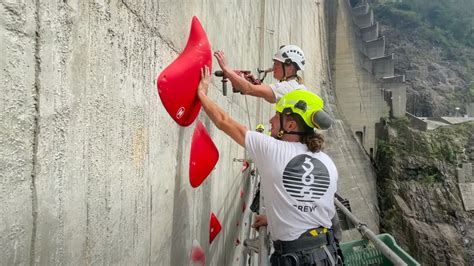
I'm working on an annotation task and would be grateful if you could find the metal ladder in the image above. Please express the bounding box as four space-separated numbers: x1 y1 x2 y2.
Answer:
242 169 270 266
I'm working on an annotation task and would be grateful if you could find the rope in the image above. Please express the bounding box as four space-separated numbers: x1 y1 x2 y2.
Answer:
244 95 252 129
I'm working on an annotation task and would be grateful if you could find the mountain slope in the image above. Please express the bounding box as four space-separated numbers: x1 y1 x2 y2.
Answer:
371 0 474 117
375 119 474 264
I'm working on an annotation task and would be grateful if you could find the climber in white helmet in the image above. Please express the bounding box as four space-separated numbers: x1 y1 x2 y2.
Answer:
214 45 308 103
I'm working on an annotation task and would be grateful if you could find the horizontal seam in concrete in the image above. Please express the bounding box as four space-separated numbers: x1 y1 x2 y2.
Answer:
120 0 179 54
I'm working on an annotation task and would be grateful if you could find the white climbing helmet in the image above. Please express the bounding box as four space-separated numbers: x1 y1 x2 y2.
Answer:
273 45 306 71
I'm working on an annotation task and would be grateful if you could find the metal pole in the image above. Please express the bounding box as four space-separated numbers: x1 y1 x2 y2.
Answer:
258 179 269 266
334 198 407 266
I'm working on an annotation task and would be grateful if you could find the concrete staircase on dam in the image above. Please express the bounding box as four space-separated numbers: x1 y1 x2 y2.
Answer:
351 0 407 119
330 0 407 158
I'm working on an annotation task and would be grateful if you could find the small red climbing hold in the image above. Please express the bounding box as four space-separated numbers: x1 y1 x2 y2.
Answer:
190 240 205 266
189 121 219 188
209 212 222 244
240 160 250 172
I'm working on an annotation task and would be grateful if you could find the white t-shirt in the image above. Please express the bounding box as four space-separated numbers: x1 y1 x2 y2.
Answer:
270 80 308 102
245 131 338 241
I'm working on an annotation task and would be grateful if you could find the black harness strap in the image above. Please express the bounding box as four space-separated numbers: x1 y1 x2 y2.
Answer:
273 233 327 254
271 228 343 266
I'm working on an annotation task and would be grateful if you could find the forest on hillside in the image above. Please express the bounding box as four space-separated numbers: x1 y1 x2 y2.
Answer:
374 0 474 47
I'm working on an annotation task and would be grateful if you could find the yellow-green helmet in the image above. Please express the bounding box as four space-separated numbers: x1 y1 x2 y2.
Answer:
275 90 332 130
256 124 265 131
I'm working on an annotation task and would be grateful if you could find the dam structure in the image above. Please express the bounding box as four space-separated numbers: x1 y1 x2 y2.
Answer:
1 0 405 264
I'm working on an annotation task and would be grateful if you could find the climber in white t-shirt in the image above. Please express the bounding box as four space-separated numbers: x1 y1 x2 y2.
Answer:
214 45 308 103
197 66 342 265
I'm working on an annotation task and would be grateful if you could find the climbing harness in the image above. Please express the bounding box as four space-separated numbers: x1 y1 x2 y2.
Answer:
270 228 343 266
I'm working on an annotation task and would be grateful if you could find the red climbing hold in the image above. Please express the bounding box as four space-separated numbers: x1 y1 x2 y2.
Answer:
209 212 222 244
242 201 246 213
240 189 244 198
240 160 250 172
189 121 219 188
157 16 212 127
235 238 241 246
190 240 206 266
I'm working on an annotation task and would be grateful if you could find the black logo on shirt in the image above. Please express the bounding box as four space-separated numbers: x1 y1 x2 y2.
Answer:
282 155 330 203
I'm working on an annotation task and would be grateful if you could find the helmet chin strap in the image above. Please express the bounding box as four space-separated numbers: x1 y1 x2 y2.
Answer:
279 62 297 82
275 114 309 139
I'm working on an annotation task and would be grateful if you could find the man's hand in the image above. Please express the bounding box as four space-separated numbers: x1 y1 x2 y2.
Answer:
252 215 268 229
213 50 230 71
197 65 211 97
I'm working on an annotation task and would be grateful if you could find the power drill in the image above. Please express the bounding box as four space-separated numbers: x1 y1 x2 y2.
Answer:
214 68 272 96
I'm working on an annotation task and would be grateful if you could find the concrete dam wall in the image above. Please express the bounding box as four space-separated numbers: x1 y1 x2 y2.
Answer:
329 0 407 156
1 0 378 265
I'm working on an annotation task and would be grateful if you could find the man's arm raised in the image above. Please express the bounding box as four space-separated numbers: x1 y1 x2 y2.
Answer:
197 66 248 147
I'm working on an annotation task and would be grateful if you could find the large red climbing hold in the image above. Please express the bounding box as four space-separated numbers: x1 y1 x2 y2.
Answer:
189 121 219 188
157 16 212 127
209 212 222 244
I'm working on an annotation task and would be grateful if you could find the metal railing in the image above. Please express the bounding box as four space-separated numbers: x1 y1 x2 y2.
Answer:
334 198 407 266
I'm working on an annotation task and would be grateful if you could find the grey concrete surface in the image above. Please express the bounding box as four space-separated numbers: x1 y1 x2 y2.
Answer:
323 0 381 239
382 81 407 118
458 161 474 213
351 3 369 16
353 9 373 28
330 0 409 168
360 22 379 41
439 116 474 124
0 2 36 265
407 112 429 131
467 102 474 117
364 36 385 59
331 0 391 155
1 0 383 264
360 54 374 73
459 183 474 211
373 54 395 78
383 75 406 83
457 163 473 183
